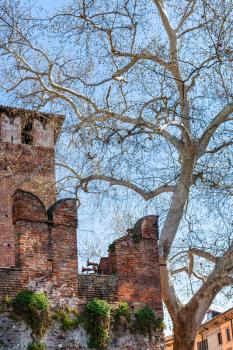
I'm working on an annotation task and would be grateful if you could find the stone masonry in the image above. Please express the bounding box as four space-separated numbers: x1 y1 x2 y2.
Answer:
0 105 164 349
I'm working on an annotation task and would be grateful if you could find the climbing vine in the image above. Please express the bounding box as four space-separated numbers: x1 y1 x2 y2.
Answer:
131 305 164 337
12 290 51 337
113 301 131 331
84 299 111 349
54 307 80 331
2 292 164 349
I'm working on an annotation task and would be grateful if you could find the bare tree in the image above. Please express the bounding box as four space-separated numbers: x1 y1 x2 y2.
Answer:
0 0 233 348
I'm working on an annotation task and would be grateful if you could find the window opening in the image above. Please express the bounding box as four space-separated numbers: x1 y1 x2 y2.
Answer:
226 328 231 341
197 339 208 350
218 332 222 345
22 121 33 144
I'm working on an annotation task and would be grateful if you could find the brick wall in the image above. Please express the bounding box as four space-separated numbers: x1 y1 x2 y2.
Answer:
0 106 63 268
99 216 163 316
0 105 163 328
0 145 57 267
8 191 78 298
0 268 28 299
78 274 118 302
48 199 78 295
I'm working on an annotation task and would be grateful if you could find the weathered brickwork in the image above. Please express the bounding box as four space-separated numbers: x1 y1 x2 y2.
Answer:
98 216 163 316
0 106 63 267
0 268 26 298
0 106 78 297
0 105 164 350
78 274 118 302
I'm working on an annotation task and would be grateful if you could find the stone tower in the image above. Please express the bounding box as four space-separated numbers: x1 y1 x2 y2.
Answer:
0 106 62 267
0 106 78 298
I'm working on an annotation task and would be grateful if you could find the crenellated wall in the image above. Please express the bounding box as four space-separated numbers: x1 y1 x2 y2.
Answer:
0 106 63 267
5 190 78 298
0 106 164 350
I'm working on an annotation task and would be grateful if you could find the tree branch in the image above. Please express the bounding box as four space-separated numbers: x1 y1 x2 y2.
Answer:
198 103 233 157
189 248 219 263
205 141 233 154
175 0 196 33
76 174 174 201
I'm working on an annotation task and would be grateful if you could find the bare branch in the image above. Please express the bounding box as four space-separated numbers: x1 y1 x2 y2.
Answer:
76 174 175 201
189 248 219 263
175 1 196 33
198 103 233 157
171 266 206 283
205 141 233 154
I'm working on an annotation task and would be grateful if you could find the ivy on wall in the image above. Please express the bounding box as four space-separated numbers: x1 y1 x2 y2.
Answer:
1 292 164 350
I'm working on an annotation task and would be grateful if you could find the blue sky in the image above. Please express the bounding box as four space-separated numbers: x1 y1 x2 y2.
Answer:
3 0 232 333
33 0 66 11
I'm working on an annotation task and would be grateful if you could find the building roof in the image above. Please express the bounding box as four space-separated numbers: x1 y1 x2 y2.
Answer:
165 307 233 344
198 307 233 333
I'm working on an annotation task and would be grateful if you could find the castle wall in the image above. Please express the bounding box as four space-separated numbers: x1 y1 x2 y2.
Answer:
78 274 118 302
0 268 26 299
48 199 78 296
0 313 165 350
0 107 62 268
0 144 56 267
0 190 78 300
99 216 163 316
0 106 164 350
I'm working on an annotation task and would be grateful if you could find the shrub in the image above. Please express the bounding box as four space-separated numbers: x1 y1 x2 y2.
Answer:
114 302 131 322
12 290 50 337
30 292 49 310
131 305 164 337
113 301 131 332
54 307 80 331
27 341 46 350
84 299 111 349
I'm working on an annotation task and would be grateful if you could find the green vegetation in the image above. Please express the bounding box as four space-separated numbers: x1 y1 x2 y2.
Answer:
113 301 131 333
108 242 116 253
84 299 111 349
132 232 142 243
27 341 46 350
114 301 131 323
54 307 80 331
131 305 164 336
2 296 12 305
0 340 5 348
12 290 50 337
7 291 163 347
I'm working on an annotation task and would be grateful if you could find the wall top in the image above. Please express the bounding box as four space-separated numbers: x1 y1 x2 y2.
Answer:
0 105 64 146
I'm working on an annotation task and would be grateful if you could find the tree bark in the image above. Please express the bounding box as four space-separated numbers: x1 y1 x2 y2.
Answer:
172 309 199 350
173 333 196 350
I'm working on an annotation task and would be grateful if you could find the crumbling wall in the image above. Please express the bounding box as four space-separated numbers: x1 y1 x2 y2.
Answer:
0 105 164 350
0 312 165 350
98 216 163 316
